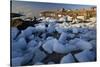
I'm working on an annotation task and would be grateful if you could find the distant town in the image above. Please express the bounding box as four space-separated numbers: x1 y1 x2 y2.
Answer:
40 7 96 19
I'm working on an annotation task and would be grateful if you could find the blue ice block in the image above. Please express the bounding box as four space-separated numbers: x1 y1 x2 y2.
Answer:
11 27 19 39
42 39 56 54
32 49 47 63
12 57 23 66
75 50 96 62
60 53 75 63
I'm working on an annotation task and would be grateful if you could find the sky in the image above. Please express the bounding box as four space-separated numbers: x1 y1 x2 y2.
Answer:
11 1 96 17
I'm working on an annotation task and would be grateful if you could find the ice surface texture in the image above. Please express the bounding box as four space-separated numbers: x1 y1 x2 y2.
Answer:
11 17 96 66
60 53 75 63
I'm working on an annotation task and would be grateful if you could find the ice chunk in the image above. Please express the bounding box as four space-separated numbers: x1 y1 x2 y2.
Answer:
17 37 27 49
69 38 92 50
78 28 89 34
76 39 92 50
89 40 96 49
35 24 46 32
16 31 25 40
75 50 96 62
41 33 46 39
53 39 68 54
47 24 56 33
72 28 78 34
47 26 55 33
69 38 79 45
66 33 75 39
27 40 37 48
32 49 47 63
12 51 23 58
46 37 54 41
42 39 56 54
55 26 67 33
80 31 96 41
11 27 19 39
12 37 27 51
28 35 34 41
23 27 35 37
59 32 67 44
65 44 80 52
12 57 23 66
16 27 35 39
47 22 56 33
60 53 75 63
21 50 35 65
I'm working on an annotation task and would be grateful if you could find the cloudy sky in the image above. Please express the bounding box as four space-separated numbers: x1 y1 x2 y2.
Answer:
11 1 96 17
